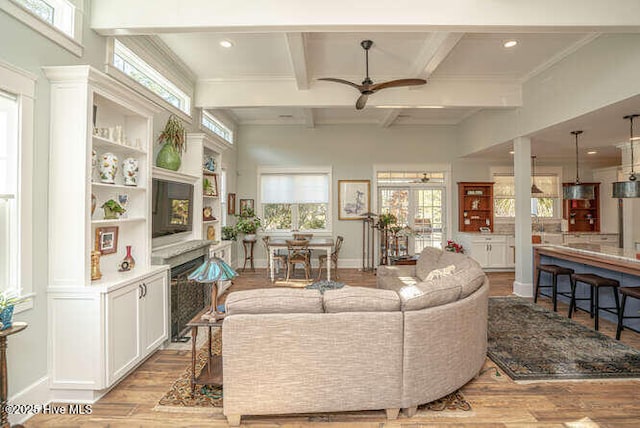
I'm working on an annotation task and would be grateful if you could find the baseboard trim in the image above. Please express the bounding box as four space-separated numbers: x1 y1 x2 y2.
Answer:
513 280 534 297
8 375 51 426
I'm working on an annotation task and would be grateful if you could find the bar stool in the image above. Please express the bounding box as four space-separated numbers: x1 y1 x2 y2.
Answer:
616 287 640 340
534 264 575 312
569 273 620 331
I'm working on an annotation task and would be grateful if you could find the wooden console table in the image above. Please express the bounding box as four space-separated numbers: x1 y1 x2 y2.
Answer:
1 322 27 428
186 309 223 396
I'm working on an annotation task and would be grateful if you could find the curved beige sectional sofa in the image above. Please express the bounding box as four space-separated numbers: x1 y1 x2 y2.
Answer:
221 247 488 426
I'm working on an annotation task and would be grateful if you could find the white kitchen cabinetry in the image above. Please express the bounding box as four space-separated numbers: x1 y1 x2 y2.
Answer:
460 234 510 269
44 66 169 402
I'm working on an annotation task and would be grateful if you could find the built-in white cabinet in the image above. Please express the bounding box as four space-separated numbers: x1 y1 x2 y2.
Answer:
458 234 510 269
107 270 168 385
44 65 169 402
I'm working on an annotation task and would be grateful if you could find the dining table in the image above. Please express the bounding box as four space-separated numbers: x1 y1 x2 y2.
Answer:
267 237 335 282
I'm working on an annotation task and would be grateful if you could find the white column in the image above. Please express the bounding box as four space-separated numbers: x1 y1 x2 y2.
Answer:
513 137 533 296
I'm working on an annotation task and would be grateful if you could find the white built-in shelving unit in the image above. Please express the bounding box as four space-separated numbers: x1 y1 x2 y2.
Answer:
44 65 169 402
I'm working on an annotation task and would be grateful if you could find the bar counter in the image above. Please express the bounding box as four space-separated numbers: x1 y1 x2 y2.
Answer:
533 243 640 332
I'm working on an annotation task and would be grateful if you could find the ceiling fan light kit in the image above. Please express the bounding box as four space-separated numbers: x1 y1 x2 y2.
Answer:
612 114 640 198
318 40 427 110
563 130 596 200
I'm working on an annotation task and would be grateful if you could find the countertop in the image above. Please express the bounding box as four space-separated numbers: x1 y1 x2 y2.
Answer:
535 243 639 265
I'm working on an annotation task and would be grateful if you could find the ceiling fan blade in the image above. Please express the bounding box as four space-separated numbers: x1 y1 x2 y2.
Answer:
318 78 363 91
355 94 368 110
370 78 427 92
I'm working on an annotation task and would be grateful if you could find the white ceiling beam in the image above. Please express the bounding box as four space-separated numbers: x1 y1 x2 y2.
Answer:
285 33 310 90
379 109 401 128
195 78 522 109
411 33 464 79
303 108 315 128
91 0 640 35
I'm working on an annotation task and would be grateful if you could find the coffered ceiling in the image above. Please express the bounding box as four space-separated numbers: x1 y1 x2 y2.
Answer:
91 0 640 166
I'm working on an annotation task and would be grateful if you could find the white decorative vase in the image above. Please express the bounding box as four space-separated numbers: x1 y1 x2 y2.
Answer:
122 157 139 186
99 152 118 184
244 234 257 241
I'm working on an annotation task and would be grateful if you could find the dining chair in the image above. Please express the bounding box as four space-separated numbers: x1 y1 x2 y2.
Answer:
285 239 311 281
261 236 287 281
317 236 344 280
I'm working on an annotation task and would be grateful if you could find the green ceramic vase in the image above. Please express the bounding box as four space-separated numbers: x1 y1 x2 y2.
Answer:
156 142 182 171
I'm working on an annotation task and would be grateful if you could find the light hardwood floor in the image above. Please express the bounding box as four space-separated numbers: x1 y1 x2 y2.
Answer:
26 270 640 427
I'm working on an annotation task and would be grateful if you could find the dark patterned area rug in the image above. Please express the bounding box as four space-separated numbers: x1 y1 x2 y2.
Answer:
488 297 640 381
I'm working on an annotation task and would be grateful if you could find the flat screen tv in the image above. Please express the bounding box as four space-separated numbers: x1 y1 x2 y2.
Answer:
152 178 194 238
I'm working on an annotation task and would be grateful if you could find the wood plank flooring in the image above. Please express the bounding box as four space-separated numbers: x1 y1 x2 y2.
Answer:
25 270 640 427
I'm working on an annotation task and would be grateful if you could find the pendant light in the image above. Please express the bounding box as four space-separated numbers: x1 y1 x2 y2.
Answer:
563 130 595 200
612 114 640 198
531 155 543 194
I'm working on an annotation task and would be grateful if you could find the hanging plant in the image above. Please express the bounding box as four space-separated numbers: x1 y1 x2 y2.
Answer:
157 114 186 154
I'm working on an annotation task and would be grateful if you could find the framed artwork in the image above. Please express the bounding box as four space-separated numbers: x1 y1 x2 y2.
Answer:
95 226 119 255
338 180 371 220
204 173 218 197
227 193 236 215
239 199 254 215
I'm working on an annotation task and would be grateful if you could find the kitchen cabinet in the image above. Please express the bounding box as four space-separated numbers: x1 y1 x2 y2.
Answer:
563 182 600 232
458 182 494 233
460 234 509 269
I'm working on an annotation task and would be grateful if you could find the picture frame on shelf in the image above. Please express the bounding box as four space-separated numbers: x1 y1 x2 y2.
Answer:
204 174 218 197
227 193 236 215
207 225 216 240
239 199 254 215
95 226 119 255
338 180 370 220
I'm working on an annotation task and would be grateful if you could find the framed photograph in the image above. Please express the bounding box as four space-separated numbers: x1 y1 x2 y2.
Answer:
204 173 218 197
239 199 254 215
227 193 236 215
95 226 119 255
338 180 370 220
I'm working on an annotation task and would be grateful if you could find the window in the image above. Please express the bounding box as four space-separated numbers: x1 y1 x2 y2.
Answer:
112 39 192 116
493 173 559 218
0 62 35 311
220 169 227 226
0 91 19 296
2 0 80 56
202 111 233 144
259 168 331 232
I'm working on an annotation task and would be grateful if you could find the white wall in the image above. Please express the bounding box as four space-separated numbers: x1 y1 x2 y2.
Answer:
236 124 462 264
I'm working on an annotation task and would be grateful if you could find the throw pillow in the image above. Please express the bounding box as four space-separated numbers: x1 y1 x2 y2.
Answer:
425 264 456 280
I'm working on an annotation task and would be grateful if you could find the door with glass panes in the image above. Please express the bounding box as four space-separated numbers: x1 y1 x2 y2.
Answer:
379 186 445 256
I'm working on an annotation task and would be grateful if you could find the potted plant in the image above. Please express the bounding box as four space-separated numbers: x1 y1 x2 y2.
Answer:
101 199 126 219
0 290 26 330
222 225 238 241
156 114 186 171
235 208 262 241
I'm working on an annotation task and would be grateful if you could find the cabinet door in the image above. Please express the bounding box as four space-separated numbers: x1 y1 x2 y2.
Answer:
141 273 168 355
470 242 490 267
107 283 142 385
487 242 507 268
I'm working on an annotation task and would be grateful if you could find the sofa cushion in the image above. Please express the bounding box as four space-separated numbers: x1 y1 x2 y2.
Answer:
323 286 400 313
399 264 485 311
415 247 444 281
225 288 323 315
377 274 419 293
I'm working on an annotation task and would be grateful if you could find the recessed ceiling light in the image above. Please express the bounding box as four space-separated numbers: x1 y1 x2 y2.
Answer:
509 151 515 155
503 40 518 48
219 40 233 48
587 150 597 155
278 114 293 118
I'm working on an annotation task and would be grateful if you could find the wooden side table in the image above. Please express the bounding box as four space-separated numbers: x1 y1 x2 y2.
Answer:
390 255 419 265
242 239 255 272
186 309 223 397
1 322 27 428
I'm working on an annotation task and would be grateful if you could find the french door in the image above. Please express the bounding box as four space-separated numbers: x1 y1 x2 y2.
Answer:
379 186 446 253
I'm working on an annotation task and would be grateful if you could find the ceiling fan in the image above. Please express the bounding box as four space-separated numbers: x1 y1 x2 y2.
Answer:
318 40 427 110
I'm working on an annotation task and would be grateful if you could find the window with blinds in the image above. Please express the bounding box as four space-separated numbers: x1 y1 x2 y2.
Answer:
494 173 560 218
260 171 330 231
